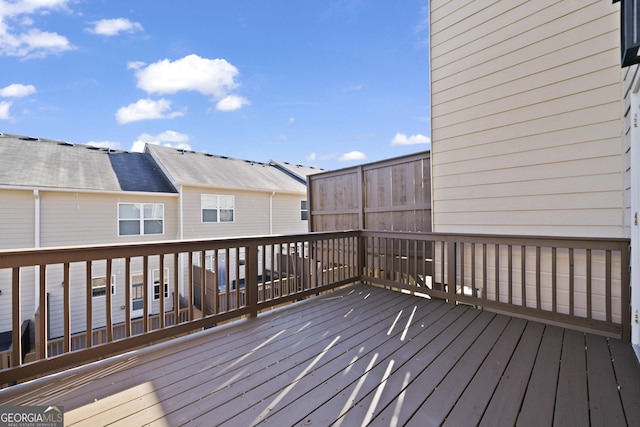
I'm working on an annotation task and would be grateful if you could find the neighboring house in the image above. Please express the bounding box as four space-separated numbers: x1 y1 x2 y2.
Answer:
145 145 321 293
146 144 319 239
268 159 326 221
428 1 639 356
0 134 320 340
0 133 179 339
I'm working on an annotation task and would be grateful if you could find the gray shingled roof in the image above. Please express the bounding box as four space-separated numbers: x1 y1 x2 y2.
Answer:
146 144 308 194
267 160 325 185
0 133 177 193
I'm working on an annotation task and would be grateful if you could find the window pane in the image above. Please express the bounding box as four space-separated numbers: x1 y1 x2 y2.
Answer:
119 204 140 219
144 219 163 234
301 211 308 221
220 209 234 222
203 209 218 222
119 220 140 235
219 195 234 209
201 194 217 209
144 204 163 219
92 277 106 297
301 200 307 210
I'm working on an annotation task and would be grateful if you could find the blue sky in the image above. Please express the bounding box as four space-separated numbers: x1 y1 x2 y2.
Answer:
0 1 430 171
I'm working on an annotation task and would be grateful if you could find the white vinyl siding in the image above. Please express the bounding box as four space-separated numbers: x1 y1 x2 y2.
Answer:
0 190 35 249
182 186 309 239
272 194 310 234
430 0 625 238
39 192 178 246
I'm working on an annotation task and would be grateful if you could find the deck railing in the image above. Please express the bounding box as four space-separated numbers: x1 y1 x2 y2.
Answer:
0 230 631 386
360 231 631 340
0 231 360 386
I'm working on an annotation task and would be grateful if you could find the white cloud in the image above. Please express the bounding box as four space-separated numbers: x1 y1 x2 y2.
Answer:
414 6 430 47
339 151 367 161
0 0 73 58
127 60 145 70
391 132 430 146
288 117 295 124
87 18 143 36
306 152 337 162
134 54 241 99
216 94 250 112
115 98 184 124
0 83 35 97
87 140 122 150
0 0 69 16
0 100 12 119
130 130 191 152
344 84 364 92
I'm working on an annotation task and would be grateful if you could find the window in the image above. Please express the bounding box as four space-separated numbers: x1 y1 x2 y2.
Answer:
300 200 308 221
118 203 164 236
91 275 115 298
131 274 144 312
202 195 235 223
619 0 640 67
152 268 169 300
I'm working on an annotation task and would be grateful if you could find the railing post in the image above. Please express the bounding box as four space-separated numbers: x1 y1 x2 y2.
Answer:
246 244 259 317
11 267 21 368
357 231 365 283
621 241 631 341
447 237 457 304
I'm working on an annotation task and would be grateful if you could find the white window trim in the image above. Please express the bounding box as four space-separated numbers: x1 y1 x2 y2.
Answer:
301 200 308 221
118 203 165 236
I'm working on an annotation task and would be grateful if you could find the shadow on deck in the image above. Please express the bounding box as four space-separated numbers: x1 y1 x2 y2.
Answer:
1 283 639 426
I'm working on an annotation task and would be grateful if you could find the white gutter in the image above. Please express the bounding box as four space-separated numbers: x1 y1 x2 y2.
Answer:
179 185 184 241
34 189 40 312
179 185 184 295
270 191 276 235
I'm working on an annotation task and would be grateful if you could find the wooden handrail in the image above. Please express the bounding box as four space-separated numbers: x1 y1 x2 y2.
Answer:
0 231 360 386
359 230 631 340
0 229 632 387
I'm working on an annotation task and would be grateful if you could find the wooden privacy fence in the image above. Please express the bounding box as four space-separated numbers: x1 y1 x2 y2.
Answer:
361 230 631 340
0 231 360 386
308 151 431 232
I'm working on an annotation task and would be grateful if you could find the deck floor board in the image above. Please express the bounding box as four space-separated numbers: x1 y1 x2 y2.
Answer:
1 283 639 426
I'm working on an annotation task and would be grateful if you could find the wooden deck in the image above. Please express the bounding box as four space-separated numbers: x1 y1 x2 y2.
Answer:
1 283 639 426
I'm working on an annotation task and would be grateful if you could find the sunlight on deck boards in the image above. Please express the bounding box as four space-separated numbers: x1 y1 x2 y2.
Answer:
66 382 168 426
1 283 639 426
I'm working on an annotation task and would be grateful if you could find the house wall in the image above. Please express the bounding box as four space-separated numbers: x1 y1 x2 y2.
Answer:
624 64 640 349
39 191 180 246
38 191 179 337
0 189 35 249
180 185 308 239
0 190 36 332
271 193 309 235
179 185 309 298
429 0 625 238
0 189 179 336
